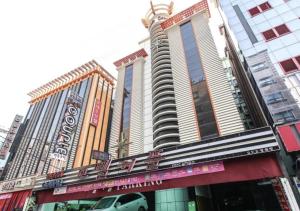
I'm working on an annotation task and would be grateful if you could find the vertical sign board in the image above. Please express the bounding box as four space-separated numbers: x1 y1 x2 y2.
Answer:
0 115 23 160
49 92 83 169
90 99 101 126
272 178 291 211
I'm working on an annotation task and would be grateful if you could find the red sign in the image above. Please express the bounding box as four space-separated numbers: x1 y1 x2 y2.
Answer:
47 171 64 180
78 168 88 178
145 150 164 170
90 99 101 126
64 161 224 194
272 178 291 211
95 159 112 179
120 159 136 173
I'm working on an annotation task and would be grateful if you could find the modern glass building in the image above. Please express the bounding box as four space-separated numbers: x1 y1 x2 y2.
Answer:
217 0 300 125
216 0 300 205
5 61 115 179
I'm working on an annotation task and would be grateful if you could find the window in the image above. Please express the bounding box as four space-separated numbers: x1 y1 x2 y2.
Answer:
280 59 297 73
280 56 300 73
119 65 133 158
273 110 295 123
251 62 267 72
248 2 272 17
180 21 218 139
259 76 276 87
295 56 300 65
249 7 260 16
259 2 271 11
262 29 277 41
265 92 285 104
262 24 290 41
275 24 290 35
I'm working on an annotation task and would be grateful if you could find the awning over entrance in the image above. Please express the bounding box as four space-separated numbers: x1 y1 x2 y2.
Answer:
0 189 31 210
36 155 282 204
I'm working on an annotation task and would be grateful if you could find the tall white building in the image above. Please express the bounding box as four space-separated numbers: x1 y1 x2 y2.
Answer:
218 0 300 124
109 0 245 159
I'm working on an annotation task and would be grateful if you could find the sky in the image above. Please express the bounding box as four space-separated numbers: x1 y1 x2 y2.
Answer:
0 0 219 129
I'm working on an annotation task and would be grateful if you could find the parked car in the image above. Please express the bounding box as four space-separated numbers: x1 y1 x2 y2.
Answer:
88 192 148 211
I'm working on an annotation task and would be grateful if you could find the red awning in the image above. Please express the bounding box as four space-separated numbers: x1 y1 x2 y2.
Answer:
277 122 300 152
37 155 282 204
0 190 31 210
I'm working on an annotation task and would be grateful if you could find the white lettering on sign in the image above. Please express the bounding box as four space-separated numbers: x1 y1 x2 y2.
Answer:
51 92 82 165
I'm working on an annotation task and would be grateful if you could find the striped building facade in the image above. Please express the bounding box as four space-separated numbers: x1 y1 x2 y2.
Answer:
110 1 244 158
6 61 115 179
109 50 147 158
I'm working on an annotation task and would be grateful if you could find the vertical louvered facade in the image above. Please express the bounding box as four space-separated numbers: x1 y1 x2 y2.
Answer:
109 50 147 158
6 61 115 179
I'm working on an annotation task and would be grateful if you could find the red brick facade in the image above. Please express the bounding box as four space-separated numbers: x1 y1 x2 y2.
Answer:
161 0 210 30
114 49 148 68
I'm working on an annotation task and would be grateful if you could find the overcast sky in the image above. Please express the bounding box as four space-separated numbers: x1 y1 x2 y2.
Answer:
0 0 221 128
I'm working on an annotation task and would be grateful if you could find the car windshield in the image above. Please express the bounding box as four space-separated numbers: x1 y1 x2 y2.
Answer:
94 197 116 209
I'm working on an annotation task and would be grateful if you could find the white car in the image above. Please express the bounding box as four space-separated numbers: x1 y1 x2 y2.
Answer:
88 192 148 211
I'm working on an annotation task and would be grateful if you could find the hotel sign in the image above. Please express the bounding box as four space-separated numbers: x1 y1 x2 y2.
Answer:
34 127 280 191
145 150 164 170
54 161 224 195
95 159 112 180
51 92 82 163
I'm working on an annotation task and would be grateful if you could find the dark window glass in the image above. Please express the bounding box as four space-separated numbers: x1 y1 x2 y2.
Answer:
295 56 300 66
119 65 133 158
249 7 260 16
95 197 116 209
262 29 277 41
154 121 178 131
156 129 179 137
280 59 298 73
273 110 295 123
275 24 290 35
251 62 268 72
180 21 218 139
265 92 285 104
259 76 276 87
259 2 271 11
117 195 130 205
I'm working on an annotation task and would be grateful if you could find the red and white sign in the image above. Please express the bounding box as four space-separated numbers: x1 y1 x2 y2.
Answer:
120 159 136 173
272 178 291 211
56 161 224 195
90 99 101 126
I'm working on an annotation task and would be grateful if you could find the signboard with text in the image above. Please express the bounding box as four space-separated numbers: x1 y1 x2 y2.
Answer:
90 99 101 126
33 127 279 191
0 115 23 160
0 176 35 194
50 92 83 169
55 161 224 194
